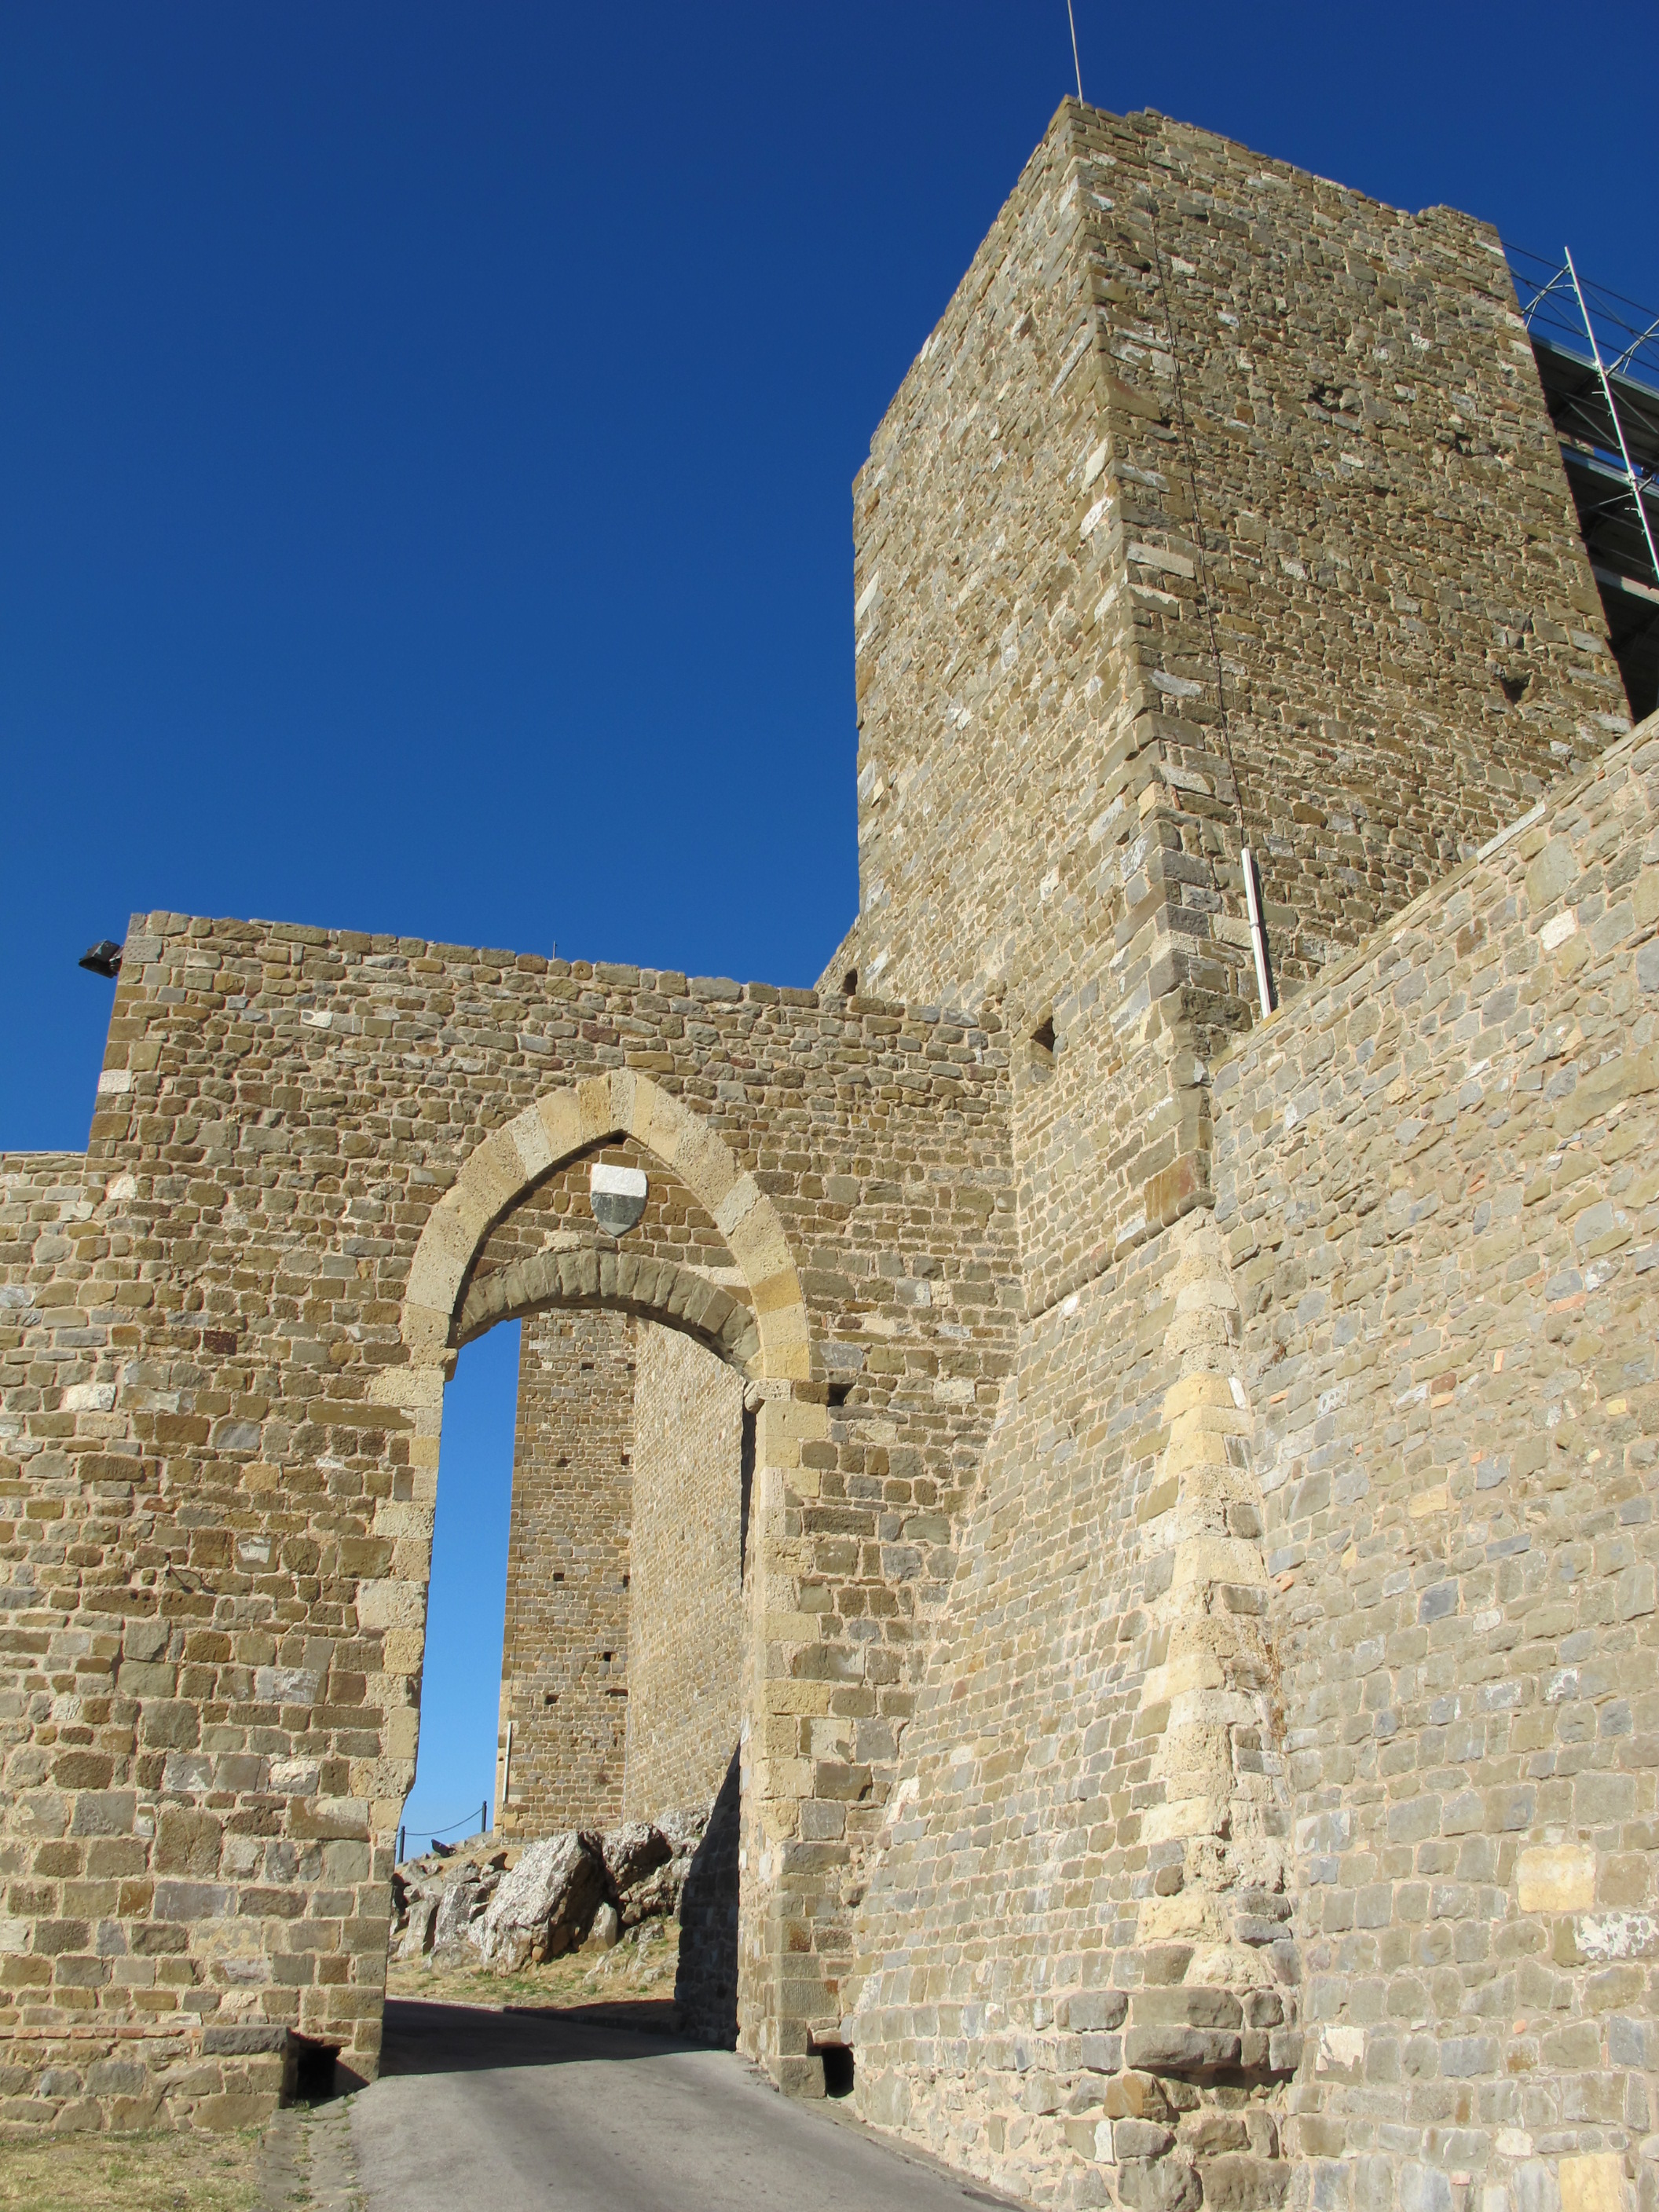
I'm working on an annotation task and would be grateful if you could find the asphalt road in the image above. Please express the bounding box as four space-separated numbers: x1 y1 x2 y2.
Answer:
351 1999 1016 2212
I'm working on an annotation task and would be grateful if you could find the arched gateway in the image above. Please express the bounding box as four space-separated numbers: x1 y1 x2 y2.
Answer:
381 1073 813 2056
0 936 1016 2122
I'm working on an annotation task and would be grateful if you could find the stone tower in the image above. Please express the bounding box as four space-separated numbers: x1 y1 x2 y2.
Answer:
830 99 1620 1295
833 99 1644 2211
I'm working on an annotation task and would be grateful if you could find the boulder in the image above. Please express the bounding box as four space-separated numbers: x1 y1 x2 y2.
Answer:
602 1821 671 1896
606 1803 713 1926
489 1927 535 1975
619 1858 683 1928
656 1807 709 1857
589 1903 621 1950
393 1847 504 1934
477 1831 606 1967
396 1894 440 1961
433 1877 489 1953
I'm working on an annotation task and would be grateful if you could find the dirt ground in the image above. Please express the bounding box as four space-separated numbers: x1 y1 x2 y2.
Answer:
0 2125 263 2212
384 1910 682 2017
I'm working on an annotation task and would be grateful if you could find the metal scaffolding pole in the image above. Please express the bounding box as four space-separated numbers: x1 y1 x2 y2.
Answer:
1564 245 1659 587
1507 240 1659 722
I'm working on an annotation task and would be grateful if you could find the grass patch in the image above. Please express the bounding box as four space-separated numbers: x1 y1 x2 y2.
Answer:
0 2125 262 2212
385 1912 681 2014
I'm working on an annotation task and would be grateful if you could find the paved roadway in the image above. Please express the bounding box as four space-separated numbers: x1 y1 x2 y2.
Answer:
351 1999 1018 2212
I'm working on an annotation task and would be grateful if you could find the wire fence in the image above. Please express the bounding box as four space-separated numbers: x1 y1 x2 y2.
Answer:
397 1800 491 1864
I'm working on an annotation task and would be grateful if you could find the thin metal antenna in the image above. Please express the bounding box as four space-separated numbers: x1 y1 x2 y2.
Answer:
1066 0 1083 100
1565 244 1659 586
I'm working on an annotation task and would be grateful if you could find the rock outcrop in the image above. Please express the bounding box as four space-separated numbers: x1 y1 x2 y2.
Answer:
388 1804 712 1976
391 1844 507 1961
477 1832 607 1968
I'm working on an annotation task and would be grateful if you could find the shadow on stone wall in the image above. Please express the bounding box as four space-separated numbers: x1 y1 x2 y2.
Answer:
673 1748 739 2046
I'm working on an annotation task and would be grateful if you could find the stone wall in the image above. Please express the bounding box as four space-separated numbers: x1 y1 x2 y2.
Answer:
624 1323 744 1822
848 1219 1232 2195
846 718 1659 2207
495 1309 634 1838
0 925 1016 2120
1215 717 1659 2212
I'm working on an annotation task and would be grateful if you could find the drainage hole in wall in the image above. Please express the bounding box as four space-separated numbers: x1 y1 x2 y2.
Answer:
291 2037 340 2106
819 2045 855 2098
1031 1013 1056 1057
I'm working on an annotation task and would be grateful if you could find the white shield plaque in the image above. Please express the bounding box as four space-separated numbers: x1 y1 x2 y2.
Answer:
589 1162 647 1236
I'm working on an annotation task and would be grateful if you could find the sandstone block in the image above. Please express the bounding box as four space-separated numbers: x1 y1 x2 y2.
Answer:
1518 1845 1595 1914
1115 2119 1176 2157
1202 2155 1292 2212
1116 2154 1203 2212
1123 2026 1241 2073
1105 2071 1175 2121
1560 2158 1627 2212
1131 1987 1243 2029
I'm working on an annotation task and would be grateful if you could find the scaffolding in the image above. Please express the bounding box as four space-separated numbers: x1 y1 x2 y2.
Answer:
1507 242 1659 723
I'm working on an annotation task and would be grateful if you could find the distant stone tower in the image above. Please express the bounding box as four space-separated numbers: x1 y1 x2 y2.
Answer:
493 1309 745 1840
487 1146 749 1842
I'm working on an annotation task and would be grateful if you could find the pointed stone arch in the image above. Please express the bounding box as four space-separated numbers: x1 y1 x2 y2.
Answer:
459 1247 762 1372
367 1070 824 2068
398 1069 809 1379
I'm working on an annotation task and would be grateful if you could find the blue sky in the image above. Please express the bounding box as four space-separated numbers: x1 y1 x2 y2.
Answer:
4 3 1654 1839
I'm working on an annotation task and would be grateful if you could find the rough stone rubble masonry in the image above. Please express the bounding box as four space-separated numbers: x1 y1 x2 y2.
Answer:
489 1139 749 1844
494 1308 635 1840
1 94 1654 2212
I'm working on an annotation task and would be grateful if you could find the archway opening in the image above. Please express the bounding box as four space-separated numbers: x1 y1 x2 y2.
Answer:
388 1072 819 2079
389 1133 762 2050
395 1320 520 1865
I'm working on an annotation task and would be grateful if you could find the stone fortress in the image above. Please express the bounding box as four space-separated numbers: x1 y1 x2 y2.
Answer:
3 93 1657 2212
